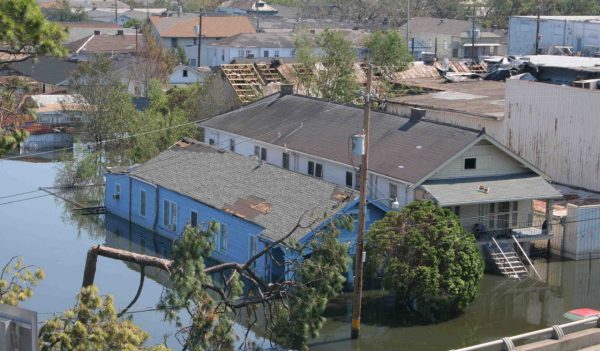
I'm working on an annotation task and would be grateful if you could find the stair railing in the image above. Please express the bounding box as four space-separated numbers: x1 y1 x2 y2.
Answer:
512 235 542 280
492 237 521 280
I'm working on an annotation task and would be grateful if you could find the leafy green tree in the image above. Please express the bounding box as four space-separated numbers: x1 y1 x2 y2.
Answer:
365 201 484 320
0 0 67 64
365 30 412 77
296 29 360 104
158 214 352 351
0 257 44 306
39 285 170 351
47 0 88 22
127 80 196 162
70 55 137 146
123 18 143 29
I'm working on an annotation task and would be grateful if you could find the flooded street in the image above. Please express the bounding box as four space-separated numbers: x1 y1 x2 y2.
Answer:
1 156 600 350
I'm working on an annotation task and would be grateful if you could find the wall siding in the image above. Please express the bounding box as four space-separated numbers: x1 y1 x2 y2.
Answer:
429 140 529 180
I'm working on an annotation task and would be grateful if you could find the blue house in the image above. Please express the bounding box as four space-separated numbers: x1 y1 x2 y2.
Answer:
104 139 385 282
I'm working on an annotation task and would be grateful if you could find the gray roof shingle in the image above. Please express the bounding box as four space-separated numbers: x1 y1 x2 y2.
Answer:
129 141 354 242
201 94 482 184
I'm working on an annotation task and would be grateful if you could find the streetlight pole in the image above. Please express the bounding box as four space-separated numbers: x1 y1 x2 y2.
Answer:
470 6 476 62
351 64 373 340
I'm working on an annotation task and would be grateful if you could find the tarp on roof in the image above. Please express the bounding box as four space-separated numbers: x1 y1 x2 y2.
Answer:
421 174 562 207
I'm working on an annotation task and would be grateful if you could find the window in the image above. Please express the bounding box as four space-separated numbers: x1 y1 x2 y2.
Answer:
389 182 398 201
209 138 215 146
254 145 266 161
219 223 227 254
282 152 290 169
190 59 197 66
170 38 178 47
182 69 188 77
345 171 353 188
307 161 323 178
140 189 147 217
163 200 177 231
290 49 296 56
464 158 477 169
264 50 269 57
221 49 225 61
452 48 459 57
274 50 279 58
238 49 244 58
246 50 252 57
114 183 121 200
453 206 460 216
249 236 258 268
193 38 197 45
229 139 235 152
190 210 198 227
443 40 448 50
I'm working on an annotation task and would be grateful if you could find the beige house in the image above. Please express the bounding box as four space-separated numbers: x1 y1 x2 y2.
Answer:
399 17 506 60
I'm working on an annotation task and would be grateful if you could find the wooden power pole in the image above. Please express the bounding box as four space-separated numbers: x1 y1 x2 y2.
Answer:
351 65 373 340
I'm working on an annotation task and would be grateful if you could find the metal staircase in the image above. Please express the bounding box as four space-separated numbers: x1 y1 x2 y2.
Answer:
490 237 529 279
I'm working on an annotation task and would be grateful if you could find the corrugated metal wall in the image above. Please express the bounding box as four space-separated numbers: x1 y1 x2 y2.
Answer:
503 80 600 192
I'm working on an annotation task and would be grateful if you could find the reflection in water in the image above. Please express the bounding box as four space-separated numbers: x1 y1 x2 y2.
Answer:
310 257 600 351
3 145 74 163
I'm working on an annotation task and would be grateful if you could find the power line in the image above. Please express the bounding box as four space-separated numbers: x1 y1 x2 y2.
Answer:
0 193 52 206
0 189 42 200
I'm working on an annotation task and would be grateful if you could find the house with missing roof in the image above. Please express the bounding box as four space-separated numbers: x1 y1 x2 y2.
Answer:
168 64 213 86
149 15 256 67
201 90 563 244
207 32 297 66
104 140 384 282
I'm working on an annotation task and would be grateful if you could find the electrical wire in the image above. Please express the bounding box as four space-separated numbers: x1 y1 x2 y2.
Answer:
0 193 52 206
0 189 42 200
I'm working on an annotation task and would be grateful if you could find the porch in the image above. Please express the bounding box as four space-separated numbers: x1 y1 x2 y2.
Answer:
418 175 563 243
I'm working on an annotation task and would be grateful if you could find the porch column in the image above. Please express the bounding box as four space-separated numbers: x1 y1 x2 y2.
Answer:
545 199 555 235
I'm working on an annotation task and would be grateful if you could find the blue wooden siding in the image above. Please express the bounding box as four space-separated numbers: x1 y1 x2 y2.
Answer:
105 174 270 278
104 173 388 284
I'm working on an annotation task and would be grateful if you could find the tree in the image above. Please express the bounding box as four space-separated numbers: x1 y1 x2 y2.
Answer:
295 29 360 104
0 0 67 64
46 0 88 22
0 256 44 306
0 77 31 156
39 285 170 351
127 80 196 163
130 28 178 97
365 30 412 78
155 214 352 351
365 201 484 320
70 55 137 146
123 18 143 29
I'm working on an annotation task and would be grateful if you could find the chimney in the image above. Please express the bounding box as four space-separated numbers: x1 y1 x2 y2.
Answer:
93 30 100 35
280 84 294 96
116 29 124 35
410 107 426 121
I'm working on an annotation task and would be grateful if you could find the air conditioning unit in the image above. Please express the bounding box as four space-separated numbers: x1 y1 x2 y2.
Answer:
112 193 120 200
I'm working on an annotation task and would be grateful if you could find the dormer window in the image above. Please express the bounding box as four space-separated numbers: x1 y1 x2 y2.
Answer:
464 158 477 169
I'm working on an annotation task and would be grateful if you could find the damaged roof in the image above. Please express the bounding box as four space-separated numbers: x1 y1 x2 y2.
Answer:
201 94 482 184
149 15 255 38
128 141 354 242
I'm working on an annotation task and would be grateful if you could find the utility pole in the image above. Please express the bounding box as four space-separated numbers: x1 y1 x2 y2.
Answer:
535 6 541 54
351 64 372 340
197 12 203 67
405 0 410 44
470 5 476 63
114 0 118 23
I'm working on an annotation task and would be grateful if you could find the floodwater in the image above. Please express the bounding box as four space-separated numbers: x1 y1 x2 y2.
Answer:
2 156 600 350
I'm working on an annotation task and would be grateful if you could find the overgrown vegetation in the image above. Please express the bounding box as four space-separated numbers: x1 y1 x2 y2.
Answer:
0 257 44 306
365 201 484 321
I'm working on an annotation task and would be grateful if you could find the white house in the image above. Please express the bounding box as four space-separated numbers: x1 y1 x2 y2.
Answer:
149 14 256 67
509 16 600 55
207 32 296 66
201 90 562 241
169 64 212 85
24 94 86 126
